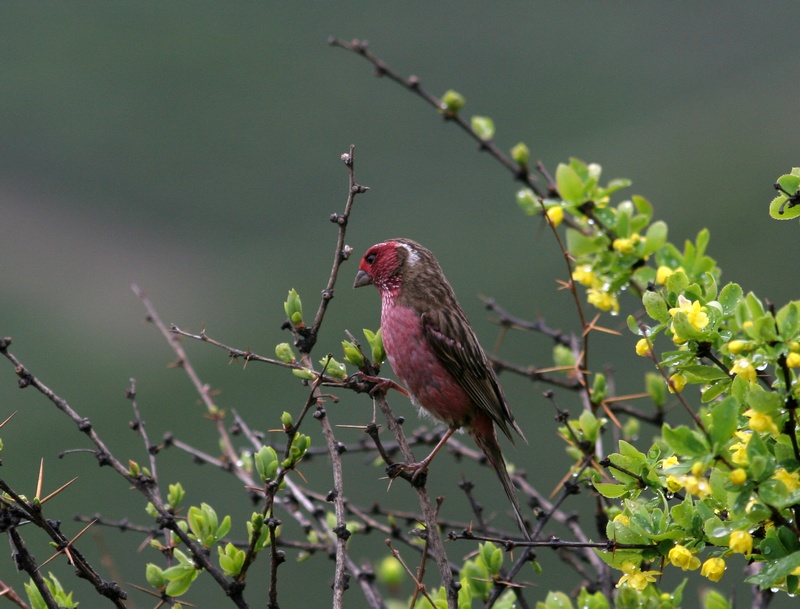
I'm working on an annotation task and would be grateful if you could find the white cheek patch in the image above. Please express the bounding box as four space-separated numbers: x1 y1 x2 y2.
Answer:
396 242 420 266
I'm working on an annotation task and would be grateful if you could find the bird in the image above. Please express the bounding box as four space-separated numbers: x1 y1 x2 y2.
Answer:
353 238 530 539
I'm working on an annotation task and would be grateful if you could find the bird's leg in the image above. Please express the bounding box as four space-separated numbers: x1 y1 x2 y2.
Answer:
387 427 458 481
356 372 411 398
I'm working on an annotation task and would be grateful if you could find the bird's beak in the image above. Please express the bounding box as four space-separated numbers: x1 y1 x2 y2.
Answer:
353 269 372 288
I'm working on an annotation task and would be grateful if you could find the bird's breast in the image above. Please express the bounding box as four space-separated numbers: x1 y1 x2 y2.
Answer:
380 298 474 428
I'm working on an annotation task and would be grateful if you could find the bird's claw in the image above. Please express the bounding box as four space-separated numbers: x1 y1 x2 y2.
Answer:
356 373 410 398
385 461 428 486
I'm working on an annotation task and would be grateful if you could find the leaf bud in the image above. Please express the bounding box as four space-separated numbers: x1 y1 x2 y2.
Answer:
283 289 304 328
292 368 316 380
275 342 296 364
320 356 347 380
441 89 465 113
510 142 530 166
364 328 385 366
146 563 167 589
471 115 495 141
341 340 365 368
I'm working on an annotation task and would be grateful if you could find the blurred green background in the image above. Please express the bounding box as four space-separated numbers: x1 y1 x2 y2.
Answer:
2 3 798 607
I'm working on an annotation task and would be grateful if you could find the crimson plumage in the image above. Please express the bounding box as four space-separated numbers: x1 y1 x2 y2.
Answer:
354 238 529 538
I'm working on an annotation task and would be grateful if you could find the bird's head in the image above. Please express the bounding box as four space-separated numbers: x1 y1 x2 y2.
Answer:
353 239 430 293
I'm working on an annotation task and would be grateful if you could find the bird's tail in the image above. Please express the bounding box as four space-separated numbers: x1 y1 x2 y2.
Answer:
471 428 531 541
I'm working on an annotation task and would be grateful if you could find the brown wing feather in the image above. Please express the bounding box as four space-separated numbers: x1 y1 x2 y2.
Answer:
420 307 524 443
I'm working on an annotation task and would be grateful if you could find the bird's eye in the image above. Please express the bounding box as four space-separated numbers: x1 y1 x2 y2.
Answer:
365 253 376 265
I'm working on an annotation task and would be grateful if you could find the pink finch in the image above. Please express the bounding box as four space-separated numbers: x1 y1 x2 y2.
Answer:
354 238 530 538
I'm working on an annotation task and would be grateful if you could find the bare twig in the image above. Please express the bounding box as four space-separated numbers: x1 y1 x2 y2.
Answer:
317 404 352 609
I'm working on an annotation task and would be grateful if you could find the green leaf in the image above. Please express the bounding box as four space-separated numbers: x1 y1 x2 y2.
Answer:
745 551 800 589
745 291 765 319
164 568 198 597
556 163 585 204
666 270 689 295
708 397 738 449
703 589 731 609
662 424 708 457
718 283 743 316
695 228 710 259
646 372 667 407
681 364 729 382
146 563 166 588
642 289 669 323
216 514 232 540
769 194 800 220
516 188 539 215
540 591 575 609
566 228 608 256
577 588 611 609
701 378 731 403
776 301 800 338
746 384 782 414
670 497 702 534
759 479 790 509
770 171 800 220
594 482 629 498
631 194 652 216
642 221 668 255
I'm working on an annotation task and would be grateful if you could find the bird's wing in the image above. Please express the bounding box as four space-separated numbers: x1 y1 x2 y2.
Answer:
420 308 523 442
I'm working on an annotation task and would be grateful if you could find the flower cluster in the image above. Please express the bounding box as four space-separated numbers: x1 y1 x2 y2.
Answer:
543 163 800 602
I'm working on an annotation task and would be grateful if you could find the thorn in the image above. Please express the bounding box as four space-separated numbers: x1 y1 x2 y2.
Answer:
37 519 98 571
0 411 17 428
35 459 44 502
40 476 79 505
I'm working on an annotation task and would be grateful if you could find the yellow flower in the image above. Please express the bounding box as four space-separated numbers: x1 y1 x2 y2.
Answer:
661 456 679 469
732 359 757 384
744 408 779 435
665 475 684 493
701 557 726 582
672 332 688 345
572 265 595 287
691 461 706 477
668 545 701 571
682 475 709 499
668 373 686 394
787 352 800 368
635 338 652 357
613 513 630 526
655 266 674 285
546 206 564 227
613 237 635 255
616 562 660 591
729 468 747 485
669 295 709 332
587 288 619 313
727 340 747 354
730 431 752 465
773 468 800 492
729 530 753 555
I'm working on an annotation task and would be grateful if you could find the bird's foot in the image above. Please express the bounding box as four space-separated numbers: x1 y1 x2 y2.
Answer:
385 461 428 487
356 373 410 398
